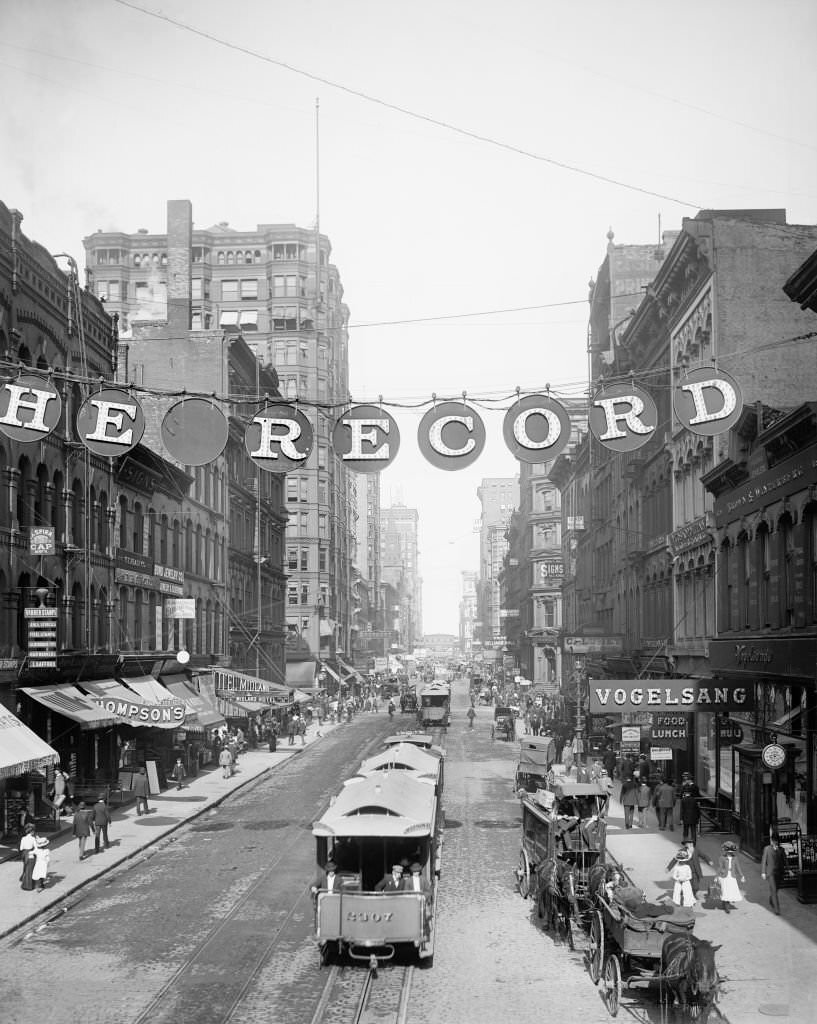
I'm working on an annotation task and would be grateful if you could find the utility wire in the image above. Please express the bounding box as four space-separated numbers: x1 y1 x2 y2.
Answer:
110 0 702 210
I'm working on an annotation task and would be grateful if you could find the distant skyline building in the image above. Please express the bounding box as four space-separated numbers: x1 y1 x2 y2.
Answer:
476 477 519 650
380 503 421 651
459 570 477 657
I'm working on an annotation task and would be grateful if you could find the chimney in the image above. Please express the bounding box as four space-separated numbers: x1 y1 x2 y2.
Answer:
166 199 192 336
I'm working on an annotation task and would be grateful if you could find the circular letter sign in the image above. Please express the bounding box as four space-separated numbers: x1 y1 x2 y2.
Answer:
589 382 657 453
244 403 314 473
332 404 400 473
674 367 743 436
77 388 145 457
161 398 229 466
502 394 571 463
418 401 486 471
0 374 62 443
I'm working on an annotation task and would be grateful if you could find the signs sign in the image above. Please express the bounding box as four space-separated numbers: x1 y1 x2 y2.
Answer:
588 678 754 714
24 606 58 669
0 372 745 471
650 712 689 749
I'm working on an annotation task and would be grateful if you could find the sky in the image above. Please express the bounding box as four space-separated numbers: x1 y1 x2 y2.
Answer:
2 0 816 634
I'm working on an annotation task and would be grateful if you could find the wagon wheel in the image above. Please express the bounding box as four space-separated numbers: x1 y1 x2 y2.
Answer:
517 850 531 899
587 910 604 983
602 954 622 1017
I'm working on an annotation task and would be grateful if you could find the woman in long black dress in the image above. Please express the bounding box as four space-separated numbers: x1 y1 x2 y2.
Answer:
19 823 37 890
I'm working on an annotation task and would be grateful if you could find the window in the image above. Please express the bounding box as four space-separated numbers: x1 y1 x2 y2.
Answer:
288 585 298 606
300 548 308 571
240 279 258 299
273 274 297 297
287 547 298 570
318 444 328 471
318 546 327 572
191 279 202 300
319 513 328 538
300 584 309 605
221 279 238 300
759 528 771 625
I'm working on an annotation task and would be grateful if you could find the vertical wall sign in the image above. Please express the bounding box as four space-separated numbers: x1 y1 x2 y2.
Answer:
502 394 571 463
244 403 314 473
332 404 400 473
76 388 145 457
417 400 486 470
0 374 62 442
161 398 229 466
674 367 743 436
588 382 657 453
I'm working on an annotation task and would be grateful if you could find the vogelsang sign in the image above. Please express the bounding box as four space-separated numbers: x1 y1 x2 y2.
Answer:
588 678 753 714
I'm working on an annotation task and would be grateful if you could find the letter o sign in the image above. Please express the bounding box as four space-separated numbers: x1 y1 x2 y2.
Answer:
418 401 485 470
502 394 571 463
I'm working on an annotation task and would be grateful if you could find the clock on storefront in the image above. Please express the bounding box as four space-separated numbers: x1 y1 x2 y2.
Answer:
761 743 786 769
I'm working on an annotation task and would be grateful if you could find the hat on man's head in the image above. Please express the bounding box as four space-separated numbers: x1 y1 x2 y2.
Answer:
675 847 691 861
392 864 404 873
722 840 737 852
410 862 422 873
325 859 337 872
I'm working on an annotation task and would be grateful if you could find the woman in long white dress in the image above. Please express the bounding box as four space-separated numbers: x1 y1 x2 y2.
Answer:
670 847 696 907
717 840 746 913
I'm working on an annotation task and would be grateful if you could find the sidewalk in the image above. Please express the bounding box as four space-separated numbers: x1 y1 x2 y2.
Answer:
604 784 817 1023
0 720 334 941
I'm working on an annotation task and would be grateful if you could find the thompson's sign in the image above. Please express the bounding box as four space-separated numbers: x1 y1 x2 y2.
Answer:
0 372 744 472
588 678 753 714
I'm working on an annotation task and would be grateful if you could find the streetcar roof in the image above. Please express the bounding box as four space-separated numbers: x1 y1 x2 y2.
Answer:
357 743 441 777
313 771 437 838
383 733 443 756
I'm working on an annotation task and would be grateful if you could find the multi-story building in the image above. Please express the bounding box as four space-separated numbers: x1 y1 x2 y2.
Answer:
84 201 288 685
83 205 357 680
475 477 518 651
380 503 420 652
459 570 477 658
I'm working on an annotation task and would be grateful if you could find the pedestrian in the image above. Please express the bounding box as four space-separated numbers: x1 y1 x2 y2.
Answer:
132 766 150 815
669 846 696 907
32 836 50 892
760 832 786 915
171 758 186 790
19 823 37 891
620 776 638 829
298 715 307 746
466 705 475 729
635 754 650 782
679 785 701 842
72 800 94 861
268 719 279 752
288 715 297 746
218 746 233 779
374 863 404 891
50 767 71 819
653 777 676 831
636 777 652 828
667 840 703 897
92 794 112 853
717 840 746 913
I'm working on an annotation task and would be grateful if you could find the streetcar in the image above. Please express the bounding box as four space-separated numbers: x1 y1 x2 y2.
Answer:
382 732 446 759
416 681 451 728
312 770 443 966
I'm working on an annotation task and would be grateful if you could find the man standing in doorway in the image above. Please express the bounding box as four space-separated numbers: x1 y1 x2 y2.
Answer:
761 832 786 915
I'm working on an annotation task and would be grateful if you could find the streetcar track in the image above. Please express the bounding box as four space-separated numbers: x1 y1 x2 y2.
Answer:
309 962 414 1024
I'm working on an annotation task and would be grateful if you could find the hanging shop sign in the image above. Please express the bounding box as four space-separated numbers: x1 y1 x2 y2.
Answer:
30 526 55 555
75 388 145 456
0 373 746 470
244 403 314 473
332 404 400 473
718 719 744 745
502 393 571 463
650 712 689 749
673 367 742 437
588 678 754 714
417 400 486 471
588 382 658 453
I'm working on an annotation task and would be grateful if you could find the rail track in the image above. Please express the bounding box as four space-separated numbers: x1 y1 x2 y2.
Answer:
309 962 413 1024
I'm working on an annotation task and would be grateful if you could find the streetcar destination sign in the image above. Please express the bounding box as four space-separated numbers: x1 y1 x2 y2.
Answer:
588 678 753 714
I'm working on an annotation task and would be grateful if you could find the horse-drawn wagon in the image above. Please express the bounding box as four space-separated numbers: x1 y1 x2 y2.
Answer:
514 736 555 793
588 889 720 1020
491 705 516 741
516 776 608 946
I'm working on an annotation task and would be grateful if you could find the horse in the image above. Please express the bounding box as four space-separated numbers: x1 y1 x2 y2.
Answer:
535 857 577 946
660 932 721 1022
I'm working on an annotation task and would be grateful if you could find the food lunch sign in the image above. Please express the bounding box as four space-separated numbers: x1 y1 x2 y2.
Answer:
0 370 743 473
588 679 754 715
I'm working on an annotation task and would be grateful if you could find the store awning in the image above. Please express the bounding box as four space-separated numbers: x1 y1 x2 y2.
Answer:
163 676 226 730
0 704 60 779
197 670 271 718
20 684 119 730
287 661 317 687
337 657 365 683
320 661 341 683
79 679 182 731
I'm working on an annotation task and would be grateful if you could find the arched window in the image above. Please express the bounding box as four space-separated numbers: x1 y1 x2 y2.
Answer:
217 252 225 265
52 469 64 539
147 507 156 559
780 516 795 627
88 485 97 550
147 591 157 649
71 581 83 649
757 526 771 626
184 519 193 570
226 251 234 265
119 495 128 549
204 528 211 577
35 463 49 526
133 501 144 554
98 490 109 552
195 524 203 575
160 514 168 563
172 519 181 567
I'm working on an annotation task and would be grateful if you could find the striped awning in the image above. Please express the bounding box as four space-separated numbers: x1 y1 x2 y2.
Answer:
0 704 60 779
20 684 118 730
163 677 226 730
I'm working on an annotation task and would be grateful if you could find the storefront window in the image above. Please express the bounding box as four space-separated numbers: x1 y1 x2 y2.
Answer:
697 713 717 800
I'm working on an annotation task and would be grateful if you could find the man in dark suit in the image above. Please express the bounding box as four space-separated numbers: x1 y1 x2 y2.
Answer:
132 767 150 816
375 864 404 891
311 859 340 897
92 795 112 853
761 833 786 915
